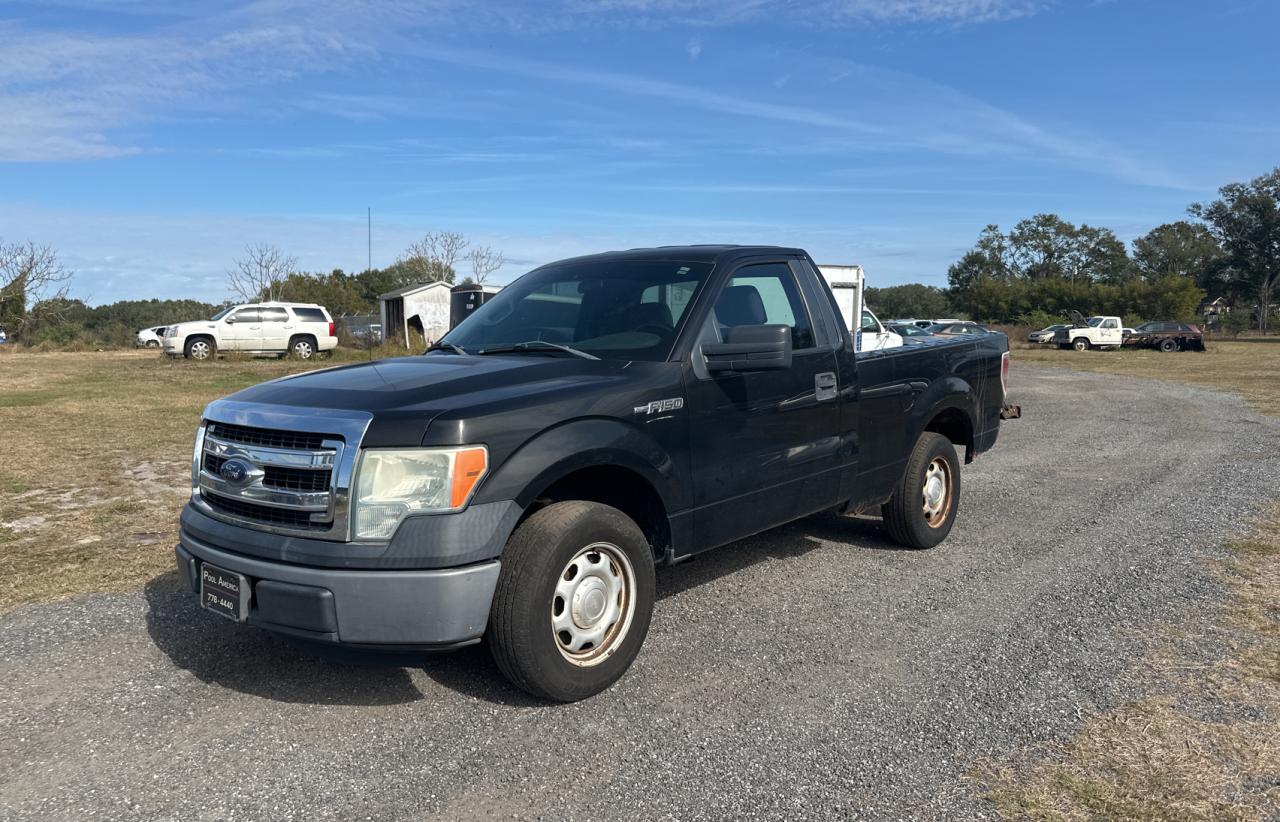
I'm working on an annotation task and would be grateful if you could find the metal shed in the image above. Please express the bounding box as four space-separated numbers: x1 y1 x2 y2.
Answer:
378 281 453 348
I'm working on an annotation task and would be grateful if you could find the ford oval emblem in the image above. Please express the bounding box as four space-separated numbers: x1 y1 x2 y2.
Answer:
219 458 254 485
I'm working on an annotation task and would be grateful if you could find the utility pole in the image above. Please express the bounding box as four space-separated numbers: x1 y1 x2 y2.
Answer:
367 208 373 361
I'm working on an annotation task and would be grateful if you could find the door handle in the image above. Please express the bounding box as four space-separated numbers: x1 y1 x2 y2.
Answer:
815 372 838 401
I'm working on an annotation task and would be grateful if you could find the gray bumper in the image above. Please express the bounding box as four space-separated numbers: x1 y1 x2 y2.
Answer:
176 535 500 648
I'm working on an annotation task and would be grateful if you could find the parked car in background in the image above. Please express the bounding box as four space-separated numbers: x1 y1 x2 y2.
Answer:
926 321 992 336
1123 321 1206 352
0 328 7 344
1028 324 1068 344
888 323 937 343
135 325 169 348
163 302 338 360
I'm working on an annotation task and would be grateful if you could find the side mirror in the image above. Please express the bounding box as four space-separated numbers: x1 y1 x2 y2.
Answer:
703 324 792 373
224 317 235 324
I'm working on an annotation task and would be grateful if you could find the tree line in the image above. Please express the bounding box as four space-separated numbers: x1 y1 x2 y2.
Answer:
871 167 1279 331
0 230 506 347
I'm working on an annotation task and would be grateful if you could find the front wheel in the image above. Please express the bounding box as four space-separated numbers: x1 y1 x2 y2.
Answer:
1072 337 1090 351
881 432 961 549
487 501 655 702
184 337 215 361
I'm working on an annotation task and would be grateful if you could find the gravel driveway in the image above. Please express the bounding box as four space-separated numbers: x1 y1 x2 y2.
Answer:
3 366 1278 821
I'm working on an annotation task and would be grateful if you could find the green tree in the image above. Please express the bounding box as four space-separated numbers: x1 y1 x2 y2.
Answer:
1131 221 1225 286
864 284 952 319
1190 167 1280 332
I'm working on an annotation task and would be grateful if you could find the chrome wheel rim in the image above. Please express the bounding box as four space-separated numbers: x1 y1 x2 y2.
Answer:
552 542 636 667
294 341 313 358
190 341 211 359
921 457 952 528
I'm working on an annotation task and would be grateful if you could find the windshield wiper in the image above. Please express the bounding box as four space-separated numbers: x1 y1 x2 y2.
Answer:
477 340 599 360
425 341 469 356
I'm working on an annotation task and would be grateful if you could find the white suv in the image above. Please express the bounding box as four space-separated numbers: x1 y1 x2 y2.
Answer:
163 302 338 360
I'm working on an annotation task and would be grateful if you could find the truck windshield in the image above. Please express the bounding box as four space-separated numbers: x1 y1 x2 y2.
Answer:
441 259 712 361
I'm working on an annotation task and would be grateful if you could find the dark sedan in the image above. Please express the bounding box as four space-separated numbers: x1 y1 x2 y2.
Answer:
1123 321 1206 352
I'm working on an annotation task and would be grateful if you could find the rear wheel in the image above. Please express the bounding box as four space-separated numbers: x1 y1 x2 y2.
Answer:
881 432 961 549
488 501 655 702
289 336 317 359
1158 338 1178 353
1072 337 1090 351
184 337 215 361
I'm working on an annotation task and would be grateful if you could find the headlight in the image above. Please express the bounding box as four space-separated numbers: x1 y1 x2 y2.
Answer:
353 446 488 539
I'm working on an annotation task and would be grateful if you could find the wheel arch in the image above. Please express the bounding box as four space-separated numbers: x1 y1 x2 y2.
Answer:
475 418 684 562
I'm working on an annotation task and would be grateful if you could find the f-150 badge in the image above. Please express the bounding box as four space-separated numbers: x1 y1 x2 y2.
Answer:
634 397 684 416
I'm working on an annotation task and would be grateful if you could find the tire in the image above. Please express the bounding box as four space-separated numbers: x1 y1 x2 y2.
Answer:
1158 338 1177 353
289 336 317 360
487 501 656 702
145 340 160 348
1072 337 1090 351
880 432 961 550
184 337 215 361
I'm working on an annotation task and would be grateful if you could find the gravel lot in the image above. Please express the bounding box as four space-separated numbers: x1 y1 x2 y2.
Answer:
3 365 1278 821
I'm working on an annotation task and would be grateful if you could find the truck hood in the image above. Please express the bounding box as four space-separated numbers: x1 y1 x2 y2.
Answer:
219 354 633 444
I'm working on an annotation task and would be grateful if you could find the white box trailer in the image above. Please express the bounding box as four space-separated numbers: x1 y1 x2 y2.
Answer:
817 264 902 352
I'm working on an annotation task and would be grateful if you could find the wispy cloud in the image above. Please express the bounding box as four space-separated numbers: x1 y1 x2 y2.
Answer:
0 0 1049 161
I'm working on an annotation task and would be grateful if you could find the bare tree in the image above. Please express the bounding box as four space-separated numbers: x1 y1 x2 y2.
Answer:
467 245 506 285
395 231 470 286
415 231 468 271
0 240 72 340
227 243 297 302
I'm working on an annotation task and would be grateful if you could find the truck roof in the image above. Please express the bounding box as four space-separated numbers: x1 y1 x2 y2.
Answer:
533 245 808 269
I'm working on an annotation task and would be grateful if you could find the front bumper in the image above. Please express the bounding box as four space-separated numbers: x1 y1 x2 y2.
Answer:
162 339 181 355
176 533 501 648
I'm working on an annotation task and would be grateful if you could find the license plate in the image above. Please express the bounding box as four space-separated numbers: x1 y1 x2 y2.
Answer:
200 563 249 622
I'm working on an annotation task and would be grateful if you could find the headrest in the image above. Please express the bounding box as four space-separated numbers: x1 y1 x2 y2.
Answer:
716 285 767 327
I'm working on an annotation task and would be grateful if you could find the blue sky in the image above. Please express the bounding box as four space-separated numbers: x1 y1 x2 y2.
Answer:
1 0 1277 305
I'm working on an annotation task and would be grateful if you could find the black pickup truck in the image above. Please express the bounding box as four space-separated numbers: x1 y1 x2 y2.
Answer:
176 246 1014 701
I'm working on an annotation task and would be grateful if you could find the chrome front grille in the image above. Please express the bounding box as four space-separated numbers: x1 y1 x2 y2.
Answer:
191 400 373 540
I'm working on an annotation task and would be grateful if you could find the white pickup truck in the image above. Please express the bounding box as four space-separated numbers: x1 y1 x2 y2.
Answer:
817 264 903 351
1053 311 1124 351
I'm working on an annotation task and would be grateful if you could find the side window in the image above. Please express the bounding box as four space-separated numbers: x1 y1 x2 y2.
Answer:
714 263 815 349
860 310 880 332
1101 318 1118 329
230 308 260 323
260 307 289 323
292 307 327 322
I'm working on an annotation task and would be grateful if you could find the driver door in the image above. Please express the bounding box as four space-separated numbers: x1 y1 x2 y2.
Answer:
223 307 262 351
684 261 842 551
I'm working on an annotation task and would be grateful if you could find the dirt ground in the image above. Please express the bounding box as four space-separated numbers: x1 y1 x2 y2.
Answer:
0 350 355 611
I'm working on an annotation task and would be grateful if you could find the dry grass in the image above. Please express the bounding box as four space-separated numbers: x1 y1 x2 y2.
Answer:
0 347 407 612
981 509 1280 820
1012 340 1280 416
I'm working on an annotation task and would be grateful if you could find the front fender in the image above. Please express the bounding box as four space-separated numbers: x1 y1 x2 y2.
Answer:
473 417 684 513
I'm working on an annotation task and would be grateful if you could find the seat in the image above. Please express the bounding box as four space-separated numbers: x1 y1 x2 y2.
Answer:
626 302 675 335
715 285 767 328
